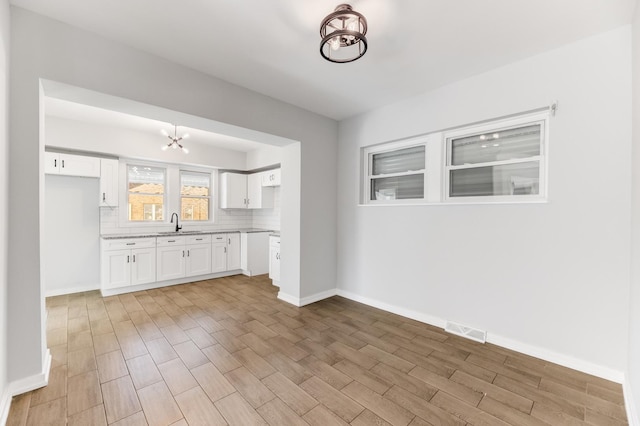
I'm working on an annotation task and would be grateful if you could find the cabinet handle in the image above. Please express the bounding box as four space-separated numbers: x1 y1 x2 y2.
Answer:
102 193 106 202
228 238 231 244
133 255 136 262
62 160 65 168
127 255 130 263
126 243 135 246
276 253 279 260
54 158 57 168
182 250 185 257
168 240 176 243
187 250 190 257
224 247 227 253
196 238 203 241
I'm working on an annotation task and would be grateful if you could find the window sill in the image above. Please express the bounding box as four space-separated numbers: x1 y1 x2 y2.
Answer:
359 199 549 207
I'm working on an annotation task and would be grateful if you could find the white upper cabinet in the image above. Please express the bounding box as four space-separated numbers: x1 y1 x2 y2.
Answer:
220 171 274 209
220 172 248 208
262 169 281 187
99 158 119 207
45 152 101 177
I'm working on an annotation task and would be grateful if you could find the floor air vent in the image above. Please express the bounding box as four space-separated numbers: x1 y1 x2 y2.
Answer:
444 321 487 343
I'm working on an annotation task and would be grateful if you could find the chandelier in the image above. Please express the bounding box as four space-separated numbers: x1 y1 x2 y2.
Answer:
320 4 368 63
161 125 189 153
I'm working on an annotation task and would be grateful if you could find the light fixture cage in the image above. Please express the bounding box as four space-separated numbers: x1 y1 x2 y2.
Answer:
320 4 368 63
161 124 189 153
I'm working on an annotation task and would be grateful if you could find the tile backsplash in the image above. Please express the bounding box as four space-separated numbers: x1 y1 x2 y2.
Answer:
100 187 280 235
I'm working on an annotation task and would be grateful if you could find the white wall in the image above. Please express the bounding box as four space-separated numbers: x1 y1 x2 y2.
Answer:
9 6 337 387
628 2 640 422
44 175 100 296
337 27 632 377
0 0 9 423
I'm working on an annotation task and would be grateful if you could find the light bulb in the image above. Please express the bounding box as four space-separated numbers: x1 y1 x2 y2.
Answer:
329 36 340 51
346 18 358 31
493 133 500 139
172 143 177 149
479 135 486 140
161 129 169 137
182 147 189 154
182 133 190 139
161 145 169 151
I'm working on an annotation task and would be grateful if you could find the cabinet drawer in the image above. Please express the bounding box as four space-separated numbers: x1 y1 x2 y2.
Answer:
157 236 186 247
211 233 227 243
102 238 156 251
186 234 211 244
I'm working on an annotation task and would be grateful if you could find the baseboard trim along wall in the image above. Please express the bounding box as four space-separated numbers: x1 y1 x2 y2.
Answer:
0 387 11 426
45 284 100 297
623 378 640 426
0 349 52 424
277 288 338 307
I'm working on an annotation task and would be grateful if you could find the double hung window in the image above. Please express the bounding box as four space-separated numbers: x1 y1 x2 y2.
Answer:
180 171 211 221
444 112 547 201
364 141 427 204
127 165 166 221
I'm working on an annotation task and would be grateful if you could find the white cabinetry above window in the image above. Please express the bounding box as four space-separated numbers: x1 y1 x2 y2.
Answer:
262 169 281 187
45 152 101 177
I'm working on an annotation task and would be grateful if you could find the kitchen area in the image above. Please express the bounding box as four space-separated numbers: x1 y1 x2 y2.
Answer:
43 97 283 298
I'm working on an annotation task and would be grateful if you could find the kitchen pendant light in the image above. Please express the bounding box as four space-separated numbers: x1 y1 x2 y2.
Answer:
320 4 368 63
161 124 189 153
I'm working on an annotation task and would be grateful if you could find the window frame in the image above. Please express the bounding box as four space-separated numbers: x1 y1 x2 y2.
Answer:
179 170 212 222
363 136 429 205
443 111 549 203
126 164 167 222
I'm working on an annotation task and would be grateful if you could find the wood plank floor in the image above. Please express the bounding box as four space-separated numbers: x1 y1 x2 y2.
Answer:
6 274 628 426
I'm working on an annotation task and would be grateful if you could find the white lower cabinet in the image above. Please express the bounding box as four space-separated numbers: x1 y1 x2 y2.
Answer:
211 233 241 273
156 237 186 281
186 236 212 276
269 236 281 285
101 233 244 294
101 238 156 290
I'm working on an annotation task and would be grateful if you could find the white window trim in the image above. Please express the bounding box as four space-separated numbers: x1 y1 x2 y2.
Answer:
180 169 213 222
363 136 429 205
443 111 549 203
125 163 167 223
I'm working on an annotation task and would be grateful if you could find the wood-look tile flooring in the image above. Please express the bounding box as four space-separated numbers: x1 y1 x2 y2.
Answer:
7 274 628 426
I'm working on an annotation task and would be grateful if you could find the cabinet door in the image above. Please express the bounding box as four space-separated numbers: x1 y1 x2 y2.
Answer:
44 152 60 174
131 247 156 285
157 245 186 281
100 159 119 206
220 173 247 209
247 173 274 209
227 233 241 270
101 249 131 289
262 169 281 187
186 243 212 277
59 153 101 177
212 241 228 273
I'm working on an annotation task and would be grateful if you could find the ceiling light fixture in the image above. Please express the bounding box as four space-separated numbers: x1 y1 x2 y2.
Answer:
161 124 189 153
320 4 368 63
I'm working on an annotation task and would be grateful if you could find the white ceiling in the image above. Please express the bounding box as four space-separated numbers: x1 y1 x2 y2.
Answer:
45 97 268 153
12 0 637 120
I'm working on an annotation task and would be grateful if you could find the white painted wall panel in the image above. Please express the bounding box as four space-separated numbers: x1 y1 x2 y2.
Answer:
43 175 100 296
628 2 640 422
337 27 632 375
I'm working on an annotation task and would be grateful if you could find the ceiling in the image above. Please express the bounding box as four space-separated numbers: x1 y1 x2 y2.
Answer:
45 97 268 153
12 0 637 120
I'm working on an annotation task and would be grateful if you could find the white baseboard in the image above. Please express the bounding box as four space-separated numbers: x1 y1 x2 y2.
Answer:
336 289 447 329
0 349 52 425
277 291 300 306
335 289 625 383
277 288 337 307
624 377 640 426
9 349 52 396
0 386 11 426
45 284 100 297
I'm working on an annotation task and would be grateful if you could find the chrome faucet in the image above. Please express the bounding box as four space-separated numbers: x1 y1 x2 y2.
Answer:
170 213 182 232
